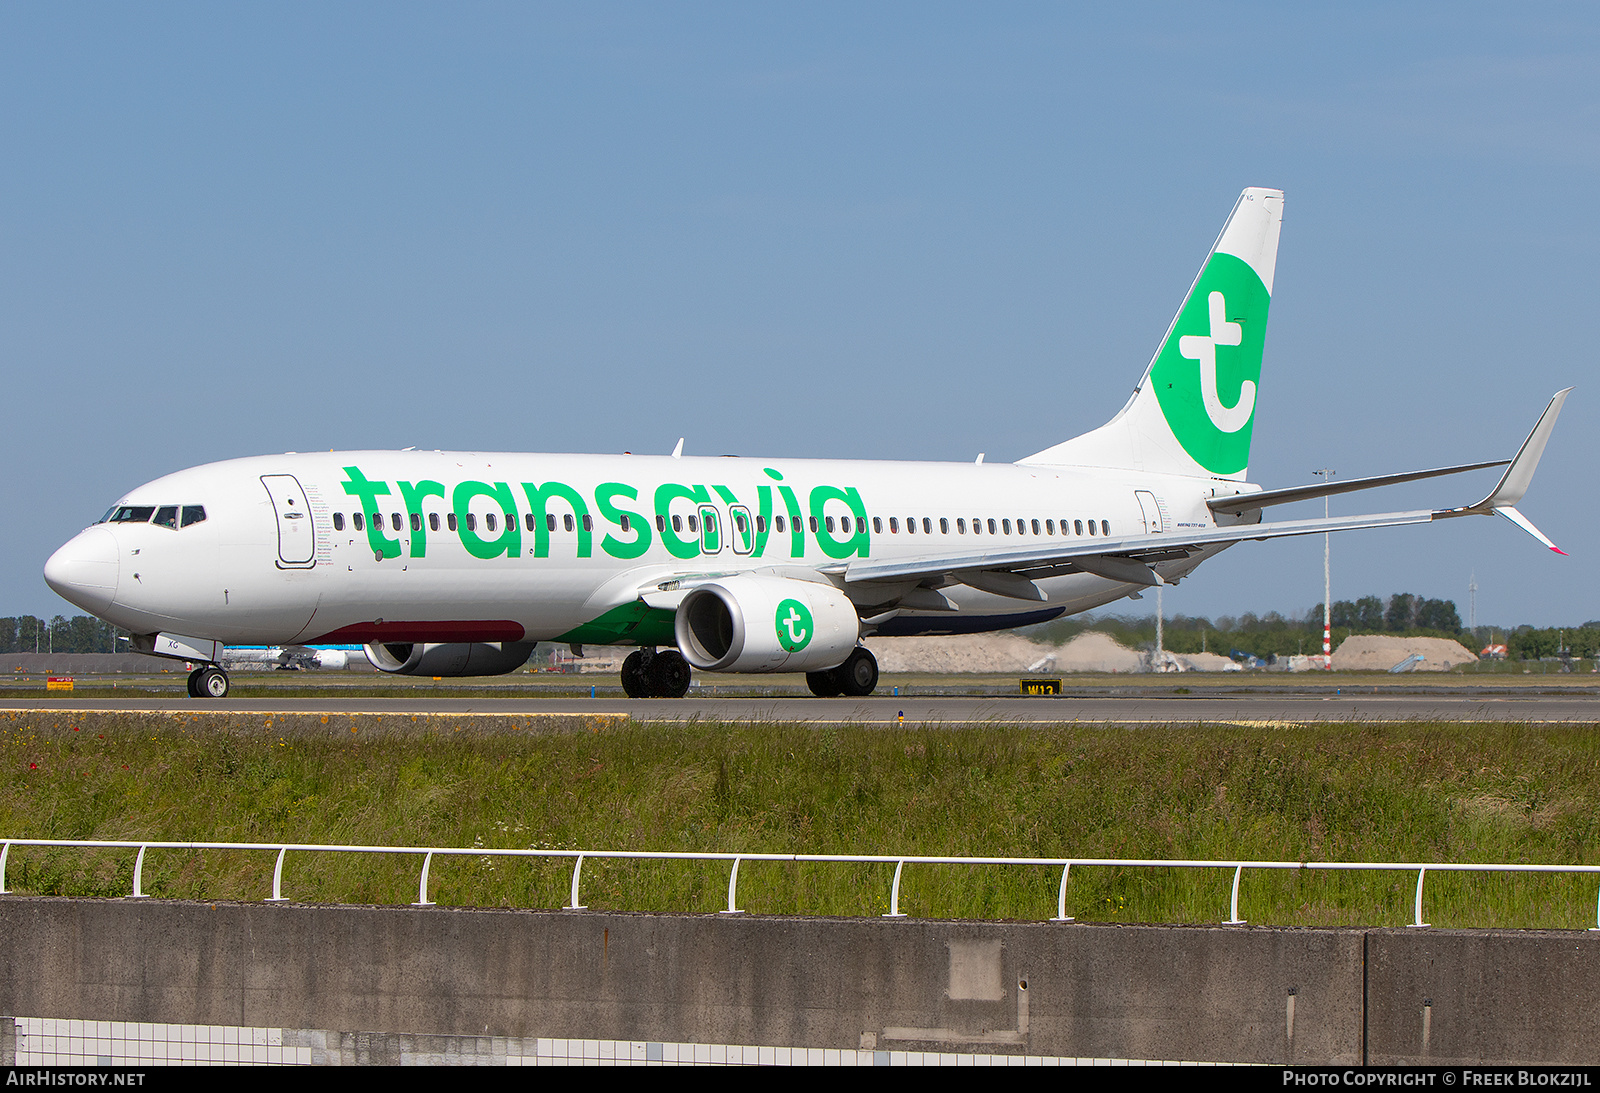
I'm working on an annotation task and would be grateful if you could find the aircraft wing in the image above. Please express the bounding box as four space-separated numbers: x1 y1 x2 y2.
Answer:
844 389 1571 597
842 509 1437 593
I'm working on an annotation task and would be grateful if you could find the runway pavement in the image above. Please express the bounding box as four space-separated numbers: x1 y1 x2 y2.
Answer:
4 690 1598 723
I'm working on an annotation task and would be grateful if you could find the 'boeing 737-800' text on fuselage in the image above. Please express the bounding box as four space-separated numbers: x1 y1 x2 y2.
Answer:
43 189 1570 699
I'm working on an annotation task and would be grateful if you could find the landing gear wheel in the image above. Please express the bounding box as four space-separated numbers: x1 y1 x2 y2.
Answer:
806 667 844 698
838 647 879 697
621 651 650 698
648 650 692 698
186 668 204 698
196 666 230 699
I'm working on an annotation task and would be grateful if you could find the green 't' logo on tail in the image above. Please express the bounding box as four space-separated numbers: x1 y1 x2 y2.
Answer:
1149 251 1271 476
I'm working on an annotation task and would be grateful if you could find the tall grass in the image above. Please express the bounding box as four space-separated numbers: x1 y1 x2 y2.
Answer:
4 711 1599 928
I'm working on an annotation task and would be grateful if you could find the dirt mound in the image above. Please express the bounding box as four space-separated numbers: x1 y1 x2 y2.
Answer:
863 631 1145 674
1331 634 1477 672
1174 651 1240 672
863 633 1055 674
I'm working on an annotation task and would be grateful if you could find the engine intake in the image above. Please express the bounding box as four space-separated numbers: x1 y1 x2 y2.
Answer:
675 575 860 673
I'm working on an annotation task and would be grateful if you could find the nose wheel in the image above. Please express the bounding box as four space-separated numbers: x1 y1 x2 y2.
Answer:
620 648 692 698
186 666 231 698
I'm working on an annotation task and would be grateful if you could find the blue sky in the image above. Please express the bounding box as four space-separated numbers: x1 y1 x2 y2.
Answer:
4 3 1594 628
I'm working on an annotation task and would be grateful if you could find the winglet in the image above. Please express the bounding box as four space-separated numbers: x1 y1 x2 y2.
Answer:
1434 388 1571 553
1498 506 1567 555
1471 388 1571 510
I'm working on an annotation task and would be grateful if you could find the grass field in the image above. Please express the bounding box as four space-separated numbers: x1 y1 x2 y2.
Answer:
5 706 1600 929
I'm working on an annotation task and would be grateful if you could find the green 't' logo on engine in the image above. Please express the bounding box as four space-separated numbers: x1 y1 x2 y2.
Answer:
1148 251 1271 476
775 599 813 652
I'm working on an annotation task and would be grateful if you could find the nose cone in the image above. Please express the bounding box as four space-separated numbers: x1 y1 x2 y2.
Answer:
44 527 119 614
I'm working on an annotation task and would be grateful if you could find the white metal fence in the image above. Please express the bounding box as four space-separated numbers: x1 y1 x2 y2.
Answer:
3 838 1599 928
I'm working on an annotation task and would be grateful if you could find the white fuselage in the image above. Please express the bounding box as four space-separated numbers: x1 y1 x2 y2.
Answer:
44 449 1238 650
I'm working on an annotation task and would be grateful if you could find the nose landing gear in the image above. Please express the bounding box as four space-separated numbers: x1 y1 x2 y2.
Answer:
620 647 692 698
186 665 231 698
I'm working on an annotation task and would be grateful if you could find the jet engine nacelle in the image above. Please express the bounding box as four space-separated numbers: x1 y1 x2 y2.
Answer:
675 575 860 673
363 641 535 677
312 649 353 670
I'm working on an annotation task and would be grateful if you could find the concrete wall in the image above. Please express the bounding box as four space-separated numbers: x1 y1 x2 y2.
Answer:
0 898 1595 1064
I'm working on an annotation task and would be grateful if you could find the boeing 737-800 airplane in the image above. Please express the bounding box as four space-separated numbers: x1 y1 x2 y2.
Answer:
43 188 1569 698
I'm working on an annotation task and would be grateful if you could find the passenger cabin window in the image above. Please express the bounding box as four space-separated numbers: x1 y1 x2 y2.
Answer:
687 514 698 533
1046 520 1054 535
621 514 631 532
957 518 966 534
923 517 932 534
111 506 155 523
410 513 421 532
873 517 882 533
825 516 835 533
987 519 997 534
547 514 557 532
672 515 683 533
940 518 949 534
1074 519 1083 535
756 515 767 533
486 513 497 532
154 506 178 529
370 512 381 530
905 518 915 534
1032 519 1041 535
430 513 440 532
656 515 667 534
466 513 477 532
447 513 457 531
1087 520 1096 535
809 517 818 533
333 513 345 532
1102 520 1110 536
391 513 401 531
775 515 785 533
353 513 365 531
1002 519 1012 535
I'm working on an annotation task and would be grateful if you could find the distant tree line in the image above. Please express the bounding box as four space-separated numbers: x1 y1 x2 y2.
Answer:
0 616 127 654
1504 625 1600 661
1315 593 1461 634
1024 593 1473 661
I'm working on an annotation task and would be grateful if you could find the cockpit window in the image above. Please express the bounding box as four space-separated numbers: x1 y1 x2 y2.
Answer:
111 506 155 523
181 505 206 528
153 506 179 529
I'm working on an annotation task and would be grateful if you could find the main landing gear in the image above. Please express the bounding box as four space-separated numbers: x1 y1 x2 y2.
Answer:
186 665 231 698
621 648 692 698
806 646 879 698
